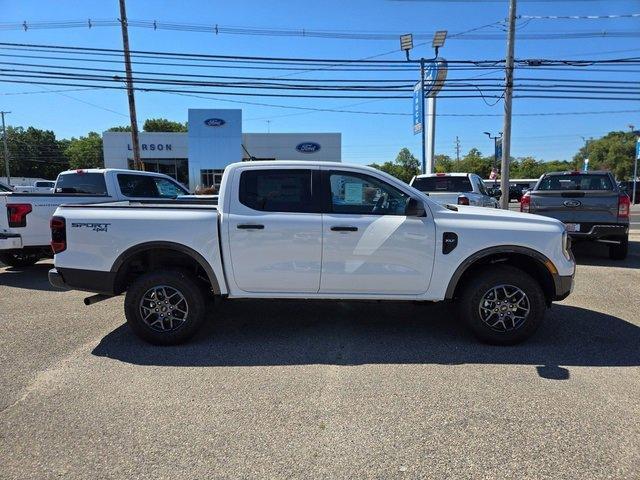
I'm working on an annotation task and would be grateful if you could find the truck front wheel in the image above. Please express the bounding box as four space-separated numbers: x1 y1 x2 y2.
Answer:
457 265 546 345
124 269 207 345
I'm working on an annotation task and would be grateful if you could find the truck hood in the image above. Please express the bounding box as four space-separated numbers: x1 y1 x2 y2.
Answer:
440 204 565 231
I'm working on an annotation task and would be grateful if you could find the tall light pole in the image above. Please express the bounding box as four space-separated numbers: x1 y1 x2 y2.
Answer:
1 111 10 184
118 0 142 171
401 31 447 174
500 0 517 209
484 131 503 185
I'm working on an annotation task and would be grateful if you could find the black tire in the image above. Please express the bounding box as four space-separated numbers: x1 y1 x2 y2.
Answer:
608 236 628 260
0 251 40 268
457 265 546 345
124 269 208 345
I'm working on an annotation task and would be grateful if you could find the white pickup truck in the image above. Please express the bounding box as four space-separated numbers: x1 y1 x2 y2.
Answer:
0 168 188 267
49 161 575 346
410 173 500 208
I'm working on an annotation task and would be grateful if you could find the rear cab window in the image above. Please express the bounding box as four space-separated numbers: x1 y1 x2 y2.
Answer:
411 176 473 193
537 174 613 191
239 169 318 213
55 173 107 195
117 174 188 198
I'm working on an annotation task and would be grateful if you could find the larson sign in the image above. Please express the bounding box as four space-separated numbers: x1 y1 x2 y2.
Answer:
127 144 173 151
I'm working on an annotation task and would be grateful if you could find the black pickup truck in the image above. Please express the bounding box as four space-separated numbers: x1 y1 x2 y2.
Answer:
521 171 630 260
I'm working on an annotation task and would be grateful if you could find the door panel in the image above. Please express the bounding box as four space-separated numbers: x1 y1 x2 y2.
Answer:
228 212 322 293
320 170 435 295
227 167 322 293
321 214 434 294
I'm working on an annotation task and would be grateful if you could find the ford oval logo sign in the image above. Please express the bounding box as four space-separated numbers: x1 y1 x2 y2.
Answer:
204 118 225 127
563 200 582 208
296 142 321 154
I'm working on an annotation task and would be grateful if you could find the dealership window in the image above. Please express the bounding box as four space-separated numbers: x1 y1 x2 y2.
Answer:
127 158 189 187
239 169 316 213
200 169 225 188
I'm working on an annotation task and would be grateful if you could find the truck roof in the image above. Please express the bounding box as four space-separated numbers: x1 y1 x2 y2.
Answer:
413 173 470 178
57 168 174 178
542 170 612 176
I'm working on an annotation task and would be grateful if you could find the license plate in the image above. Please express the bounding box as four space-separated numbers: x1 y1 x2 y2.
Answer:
565 223 580 232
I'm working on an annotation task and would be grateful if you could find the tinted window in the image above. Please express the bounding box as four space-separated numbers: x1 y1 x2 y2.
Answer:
55 173 107 195
537 174 613 191
239 169 316 212
329 171 410 215
35 181 54 188
411 176 473 193
117 174 187 198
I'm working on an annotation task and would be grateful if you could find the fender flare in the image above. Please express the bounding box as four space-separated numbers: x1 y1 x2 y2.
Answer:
110 241 221 294
444 245 557 300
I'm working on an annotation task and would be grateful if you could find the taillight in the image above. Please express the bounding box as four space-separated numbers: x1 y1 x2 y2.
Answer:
50 216 66 253
618 194 630 219
457 195 470 206
7 203 32 227
520 192 531 213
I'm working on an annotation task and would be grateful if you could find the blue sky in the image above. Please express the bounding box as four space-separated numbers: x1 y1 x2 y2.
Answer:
1 0 639 165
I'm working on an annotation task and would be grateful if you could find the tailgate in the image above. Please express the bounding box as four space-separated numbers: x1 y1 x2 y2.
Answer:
422 192 460 205
530 190 619 223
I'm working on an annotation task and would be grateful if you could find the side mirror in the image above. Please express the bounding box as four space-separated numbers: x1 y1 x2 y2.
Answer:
491 188 502 199
405 197 426 217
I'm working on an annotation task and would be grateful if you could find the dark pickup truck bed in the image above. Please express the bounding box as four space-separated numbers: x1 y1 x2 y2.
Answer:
521 171 630 260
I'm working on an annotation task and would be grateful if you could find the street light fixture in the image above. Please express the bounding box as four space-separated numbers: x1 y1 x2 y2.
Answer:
432 30 448 56
400 30 448 174
400 34 413 60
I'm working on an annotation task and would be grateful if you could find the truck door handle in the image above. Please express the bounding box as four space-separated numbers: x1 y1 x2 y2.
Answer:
331 226 358 232
237 224 264 230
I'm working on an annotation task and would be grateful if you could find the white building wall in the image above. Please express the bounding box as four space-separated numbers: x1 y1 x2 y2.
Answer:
102 131 188 169
242 133 341 161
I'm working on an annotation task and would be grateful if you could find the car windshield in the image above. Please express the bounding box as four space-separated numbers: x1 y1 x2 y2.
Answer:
537 174 613 191
411 176 473 193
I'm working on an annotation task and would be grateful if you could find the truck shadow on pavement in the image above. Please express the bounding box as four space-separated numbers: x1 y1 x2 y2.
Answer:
92 300 640 378
571 239 640 269
0 262 57 291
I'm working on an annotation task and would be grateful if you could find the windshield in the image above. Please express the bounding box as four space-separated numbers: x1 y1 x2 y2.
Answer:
537 174 613 191
55 173 107 195
411 176 473 193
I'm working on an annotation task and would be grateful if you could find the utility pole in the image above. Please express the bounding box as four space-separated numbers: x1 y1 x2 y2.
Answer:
420 58 427 174
630 124 638 205
500 0 517 209
455 136 461 169
1 111 10 185
118 0 142 170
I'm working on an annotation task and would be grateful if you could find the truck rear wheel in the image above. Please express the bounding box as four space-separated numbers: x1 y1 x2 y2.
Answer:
608 236 628 260
457 265 546 345
0 251 40 268
124 269 207 345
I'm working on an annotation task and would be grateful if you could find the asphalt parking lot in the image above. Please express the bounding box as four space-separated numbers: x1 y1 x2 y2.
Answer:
1 236 639 478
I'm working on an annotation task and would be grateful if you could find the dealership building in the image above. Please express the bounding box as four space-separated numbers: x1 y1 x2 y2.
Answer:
103 108 341 191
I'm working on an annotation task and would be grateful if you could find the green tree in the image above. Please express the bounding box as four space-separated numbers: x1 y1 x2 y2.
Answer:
1 126 68 179
143 118 187 132
64 132 104 169
106 125 132 132
458 148 492 178
573 131 636 179
370 147 420 183
435 154 454 173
